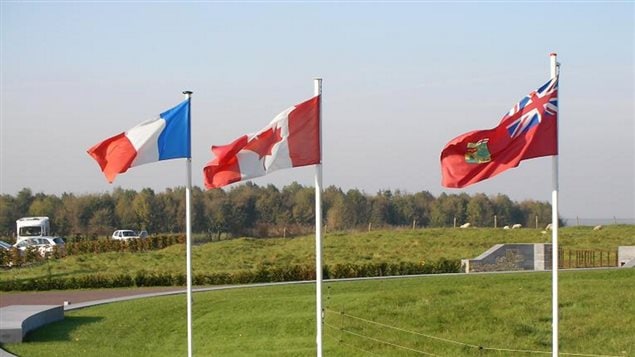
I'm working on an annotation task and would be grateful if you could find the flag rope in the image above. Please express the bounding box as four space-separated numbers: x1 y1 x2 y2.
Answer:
324 329 382 356
324 322 440 356
325 308 622 357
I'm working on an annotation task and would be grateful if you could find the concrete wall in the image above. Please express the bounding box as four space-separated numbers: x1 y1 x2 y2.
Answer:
0 305 63 343
463 244 552 273
618 246 635 267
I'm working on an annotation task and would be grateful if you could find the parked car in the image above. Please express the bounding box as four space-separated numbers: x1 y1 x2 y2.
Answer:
13 237 65 256
0 240 12 250
112 230 147 240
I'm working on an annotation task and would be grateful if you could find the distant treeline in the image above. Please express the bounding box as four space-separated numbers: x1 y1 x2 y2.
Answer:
0 184 558 239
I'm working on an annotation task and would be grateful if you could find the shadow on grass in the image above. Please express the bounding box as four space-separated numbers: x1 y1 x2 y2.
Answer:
23 316 103 342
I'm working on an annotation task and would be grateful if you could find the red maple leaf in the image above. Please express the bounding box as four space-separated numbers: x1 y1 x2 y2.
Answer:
244 126 283 159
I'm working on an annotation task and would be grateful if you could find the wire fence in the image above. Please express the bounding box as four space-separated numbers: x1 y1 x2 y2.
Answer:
324 308 624 357
562 218 635 227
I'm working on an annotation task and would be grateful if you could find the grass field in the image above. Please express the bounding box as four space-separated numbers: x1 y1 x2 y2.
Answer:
2 226 634 283
3 269 634 356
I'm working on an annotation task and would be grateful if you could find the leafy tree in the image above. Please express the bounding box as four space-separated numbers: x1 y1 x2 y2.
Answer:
14 188 34 218
412 191 435 227
519 200 552 228
492 194 515 227
133 188 163 232
28 195 61 218
89 207 116 236
203 188 231 239
255 185 283 225
466 193 494 227
391 191 412 226
191 186 207 233
369 190 396 227
0 184 557 238
227 183 260 235
158 188 181 233
325 190 345 231
113 188 137 229
0 195 17 237
344 189 371 228
291 186 315 225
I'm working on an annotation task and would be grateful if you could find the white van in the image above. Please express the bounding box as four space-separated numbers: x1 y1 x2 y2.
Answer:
16 217 51 243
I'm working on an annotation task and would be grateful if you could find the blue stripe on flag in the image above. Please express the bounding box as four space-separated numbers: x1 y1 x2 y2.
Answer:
157 99 191 160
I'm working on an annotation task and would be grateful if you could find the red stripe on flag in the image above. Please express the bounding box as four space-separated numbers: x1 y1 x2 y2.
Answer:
287 95 320 167
87 132 137 183
203 135 249 189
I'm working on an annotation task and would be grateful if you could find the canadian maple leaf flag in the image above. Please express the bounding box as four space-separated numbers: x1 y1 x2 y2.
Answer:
203 95 321 189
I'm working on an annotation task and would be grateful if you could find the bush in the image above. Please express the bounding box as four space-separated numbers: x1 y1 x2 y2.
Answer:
0 259 461 292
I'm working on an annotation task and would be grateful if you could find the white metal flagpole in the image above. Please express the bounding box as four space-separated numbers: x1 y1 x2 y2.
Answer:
313 78 324 357
183 90 194 357
549 53 559 357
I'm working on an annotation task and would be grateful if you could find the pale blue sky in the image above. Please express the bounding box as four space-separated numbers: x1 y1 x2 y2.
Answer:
1 1 633 220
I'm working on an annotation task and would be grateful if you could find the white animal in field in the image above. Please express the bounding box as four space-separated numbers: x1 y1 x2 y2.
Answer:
512 224 522 229
460 223 471 228
593 225 603 231
545 223 552 230
503 225 510 230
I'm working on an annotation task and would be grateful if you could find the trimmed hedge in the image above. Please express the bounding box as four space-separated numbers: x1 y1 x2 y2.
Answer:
64 234 184 255
0 259 460 292
0 235 185 268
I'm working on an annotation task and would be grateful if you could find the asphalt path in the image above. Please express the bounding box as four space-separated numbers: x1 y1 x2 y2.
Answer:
0 280 322 310
0 286 185 308
0 268 618 310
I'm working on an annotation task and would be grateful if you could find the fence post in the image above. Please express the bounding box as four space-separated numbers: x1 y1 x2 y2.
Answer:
600 251 603 267
615 249 619 267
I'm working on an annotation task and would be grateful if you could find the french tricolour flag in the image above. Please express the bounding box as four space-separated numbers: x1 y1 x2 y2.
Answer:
87 99 191 183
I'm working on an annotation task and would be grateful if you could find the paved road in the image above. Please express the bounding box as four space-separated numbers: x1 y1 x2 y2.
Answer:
0 270 556 308
2 269 605 309
0 280 316 309
0 286 184 308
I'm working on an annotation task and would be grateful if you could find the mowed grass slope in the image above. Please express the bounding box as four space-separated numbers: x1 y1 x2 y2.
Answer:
4 269 634 356
2 226 634 283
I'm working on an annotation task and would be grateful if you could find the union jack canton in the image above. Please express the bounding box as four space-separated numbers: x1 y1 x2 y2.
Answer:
505 77 559 139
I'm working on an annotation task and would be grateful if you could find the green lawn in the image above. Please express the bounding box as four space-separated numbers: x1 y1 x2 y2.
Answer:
3 269 634 356
2 226 634 283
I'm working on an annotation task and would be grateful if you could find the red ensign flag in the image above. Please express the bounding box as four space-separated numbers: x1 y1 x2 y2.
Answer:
441 77 558 188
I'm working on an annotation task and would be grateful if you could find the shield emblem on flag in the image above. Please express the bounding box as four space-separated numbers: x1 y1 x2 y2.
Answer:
465 139 491 164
